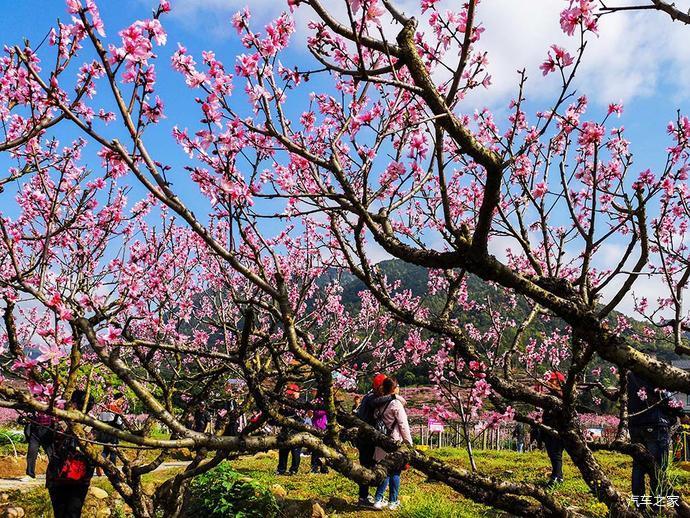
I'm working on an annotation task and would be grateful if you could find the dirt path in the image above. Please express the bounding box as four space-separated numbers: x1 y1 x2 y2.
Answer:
0 461 190 492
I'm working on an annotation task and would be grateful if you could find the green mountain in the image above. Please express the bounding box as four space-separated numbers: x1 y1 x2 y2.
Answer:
337 259 676 386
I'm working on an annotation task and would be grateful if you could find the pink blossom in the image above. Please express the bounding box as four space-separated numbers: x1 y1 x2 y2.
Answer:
578 121 605 146
98 325 122 345
607 102 623 117
37 342 67 366
421 0 439 13
560 0 597 36
532 182 548 199
540 45 574 76
66 0 82 14
86 0 105 36
235 53 260 77
231 8 251 34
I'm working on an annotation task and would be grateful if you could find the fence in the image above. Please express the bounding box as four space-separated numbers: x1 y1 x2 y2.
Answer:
413 421 520 450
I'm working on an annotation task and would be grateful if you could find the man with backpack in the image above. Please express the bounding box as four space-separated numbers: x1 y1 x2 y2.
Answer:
354 374 397 506
627 371 681 513
46 389 96 518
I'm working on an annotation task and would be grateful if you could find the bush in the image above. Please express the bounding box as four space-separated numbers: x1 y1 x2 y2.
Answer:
186 462 279 518
0 427 26 445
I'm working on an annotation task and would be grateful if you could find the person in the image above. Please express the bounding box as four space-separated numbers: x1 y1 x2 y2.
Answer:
309 391 329 474
542 371 565 487
276 383 302 475
627 371 680 512
222 392 241 436
21 410 54 480
46 389 96 518
192 402 212 433
529 423 543 450
354 373 395 506
512 422 525 453
352 394 362 413
372 378 412 511
96 392 126 467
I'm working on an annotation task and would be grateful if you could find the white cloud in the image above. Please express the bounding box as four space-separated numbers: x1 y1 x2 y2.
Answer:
466 0 690 108
167 0 690 107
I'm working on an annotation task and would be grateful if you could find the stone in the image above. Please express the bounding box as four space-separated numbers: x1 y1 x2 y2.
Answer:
311 502 327 518
96 509 111 518
326 496 348 509
269 483 288 499
0 494 9 502
3 508 25 518
90 486 109 500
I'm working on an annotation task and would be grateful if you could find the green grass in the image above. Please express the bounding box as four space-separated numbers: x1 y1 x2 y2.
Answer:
6 448 690 517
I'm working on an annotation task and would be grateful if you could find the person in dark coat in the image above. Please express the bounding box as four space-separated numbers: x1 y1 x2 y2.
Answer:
276 383 302 475
542 372 566 487
529 423 543 450
192 402 212 433
46 390 96 518
512 422 526 453
354 374 396 506
627 371 680 512
21 411 54 479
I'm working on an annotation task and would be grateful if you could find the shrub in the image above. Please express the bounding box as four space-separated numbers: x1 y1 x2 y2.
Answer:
186 462 279 518
0 408 19 426
0 426 26 445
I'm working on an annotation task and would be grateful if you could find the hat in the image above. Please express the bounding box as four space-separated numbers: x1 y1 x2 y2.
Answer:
548 371 565 384
372 374 387 390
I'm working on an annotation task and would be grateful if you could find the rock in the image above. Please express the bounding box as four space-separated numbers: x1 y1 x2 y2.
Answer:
269 483 288 499
0 494 9 502
326 496 348 509
253 452 275 461
90 486 109 500
3 508 25 518
96 509 111 518
311 502 327 518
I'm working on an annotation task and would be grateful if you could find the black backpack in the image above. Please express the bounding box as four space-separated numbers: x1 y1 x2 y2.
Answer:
373 400 396 436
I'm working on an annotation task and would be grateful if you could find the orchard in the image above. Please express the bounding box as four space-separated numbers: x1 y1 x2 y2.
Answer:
1 1 690 517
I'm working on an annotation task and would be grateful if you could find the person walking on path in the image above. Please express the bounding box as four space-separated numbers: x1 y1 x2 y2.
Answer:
372 378 413 511
21 410 54 480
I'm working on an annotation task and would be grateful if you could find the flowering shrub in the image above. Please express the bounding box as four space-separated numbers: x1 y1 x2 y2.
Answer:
0 408 20 426
185 463 278 518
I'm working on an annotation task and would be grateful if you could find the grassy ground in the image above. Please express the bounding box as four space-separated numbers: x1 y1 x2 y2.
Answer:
3 447 690 517
229 448 690 517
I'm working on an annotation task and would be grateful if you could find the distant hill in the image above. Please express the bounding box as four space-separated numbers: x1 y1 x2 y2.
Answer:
335 259 676 386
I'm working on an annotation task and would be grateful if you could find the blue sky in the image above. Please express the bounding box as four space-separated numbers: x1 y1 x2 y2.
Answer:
2 0 690 315
2 0 687 197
